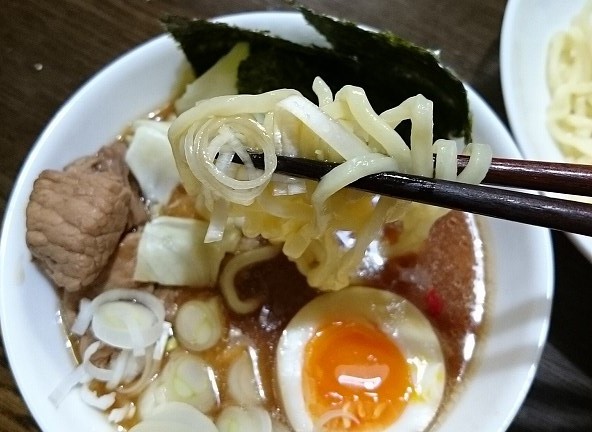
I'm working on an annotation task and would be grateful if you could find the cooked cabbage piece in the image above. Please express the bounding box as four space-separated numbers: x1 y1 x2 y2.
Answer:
175 42 250 114
126 120 180 204
134 216 240 287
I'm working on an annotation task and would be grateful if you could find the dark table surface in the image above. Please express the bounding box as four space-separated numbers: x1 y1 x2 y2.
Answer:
1 0 591 431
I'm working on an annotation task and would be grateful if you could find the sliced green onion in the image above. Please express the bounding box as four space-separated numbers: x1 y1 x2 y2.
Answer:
174 297 224 352
130 401 218 432
138 352 219 418
216 405 272 432
227 349 264 406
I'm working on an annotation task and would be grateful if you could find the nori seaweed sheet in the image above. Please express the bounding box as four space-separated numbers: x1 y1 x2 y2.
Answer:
162 7 471 142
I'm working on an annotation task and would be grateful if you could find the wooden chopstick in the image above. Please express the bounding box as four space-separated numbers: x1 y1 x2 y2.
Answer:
458 155 592 195
238 153 592 236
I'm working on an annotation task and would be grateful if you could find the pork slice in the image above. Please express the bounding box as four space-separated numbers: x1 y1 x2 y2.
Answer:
66 142 149 228
26 169 131 291
92 230 146 290
65 141 128 178
153 287 183 322
126 179 149 229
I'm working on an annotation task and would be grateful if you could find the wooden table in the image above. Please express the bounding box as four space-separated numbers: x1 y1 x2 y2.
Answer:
1 0 591 431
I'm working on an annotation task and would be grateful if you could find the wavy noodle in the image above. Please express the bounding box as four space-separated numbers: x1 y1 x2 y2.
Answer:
275 95 370 160
312 76 333 107
334 86 412 166
433 139 458 180
219 245 282 313
169 76 491 291
547 0 592 163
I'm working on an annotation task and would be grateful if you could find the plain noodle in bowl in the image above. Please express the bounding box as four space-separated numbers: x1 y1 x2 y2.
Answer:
501 0 592 257
547 0 592 164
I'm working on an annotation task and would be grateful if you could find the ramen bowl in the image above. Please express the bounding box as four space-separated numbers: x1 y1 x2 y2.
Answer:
500 0 592 260
0 11 553 432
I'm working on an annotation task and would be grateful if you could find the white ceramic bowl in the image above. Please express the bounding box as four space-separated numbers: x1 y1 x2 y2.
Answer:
0 11 553 432
500 0 592 259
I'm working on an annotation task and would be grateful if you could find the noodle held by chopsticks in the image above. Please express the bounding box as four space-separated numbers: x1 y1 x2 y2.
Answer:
168 75 492 291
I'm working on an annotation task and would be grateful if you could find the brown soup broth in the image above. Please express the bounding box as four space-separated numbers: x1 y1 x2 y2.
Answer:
368 212 486 396
226 210 486 415
63 206 485 429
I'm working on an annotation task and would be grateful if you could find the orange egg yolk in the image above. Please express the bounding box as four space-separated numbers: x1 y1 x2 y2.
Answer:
303 320 412 430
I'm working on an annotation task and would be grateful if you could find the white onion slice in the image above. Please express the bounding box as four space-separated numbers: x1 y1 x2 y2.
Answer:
121 353 144 384
70 289 165 352
82 345 116 383
92 301 156 356
153 321 172 361
71 298 93 336
165 353 218 413
79 385 116 410
119 348 158 397
108 403 136 423
58 290 167 404
48 363 89 407
272 174 307 196
87 290 165 352
205 198 230 243
105 349 132 390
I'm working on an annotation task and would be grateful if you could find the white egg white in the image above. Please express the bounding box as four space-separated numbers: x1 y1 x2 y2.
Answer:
276 286 446 432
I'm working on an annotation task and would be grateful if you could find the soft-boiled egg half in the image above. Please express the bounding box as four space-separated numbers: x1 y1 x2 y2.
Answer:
276 286 445 432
